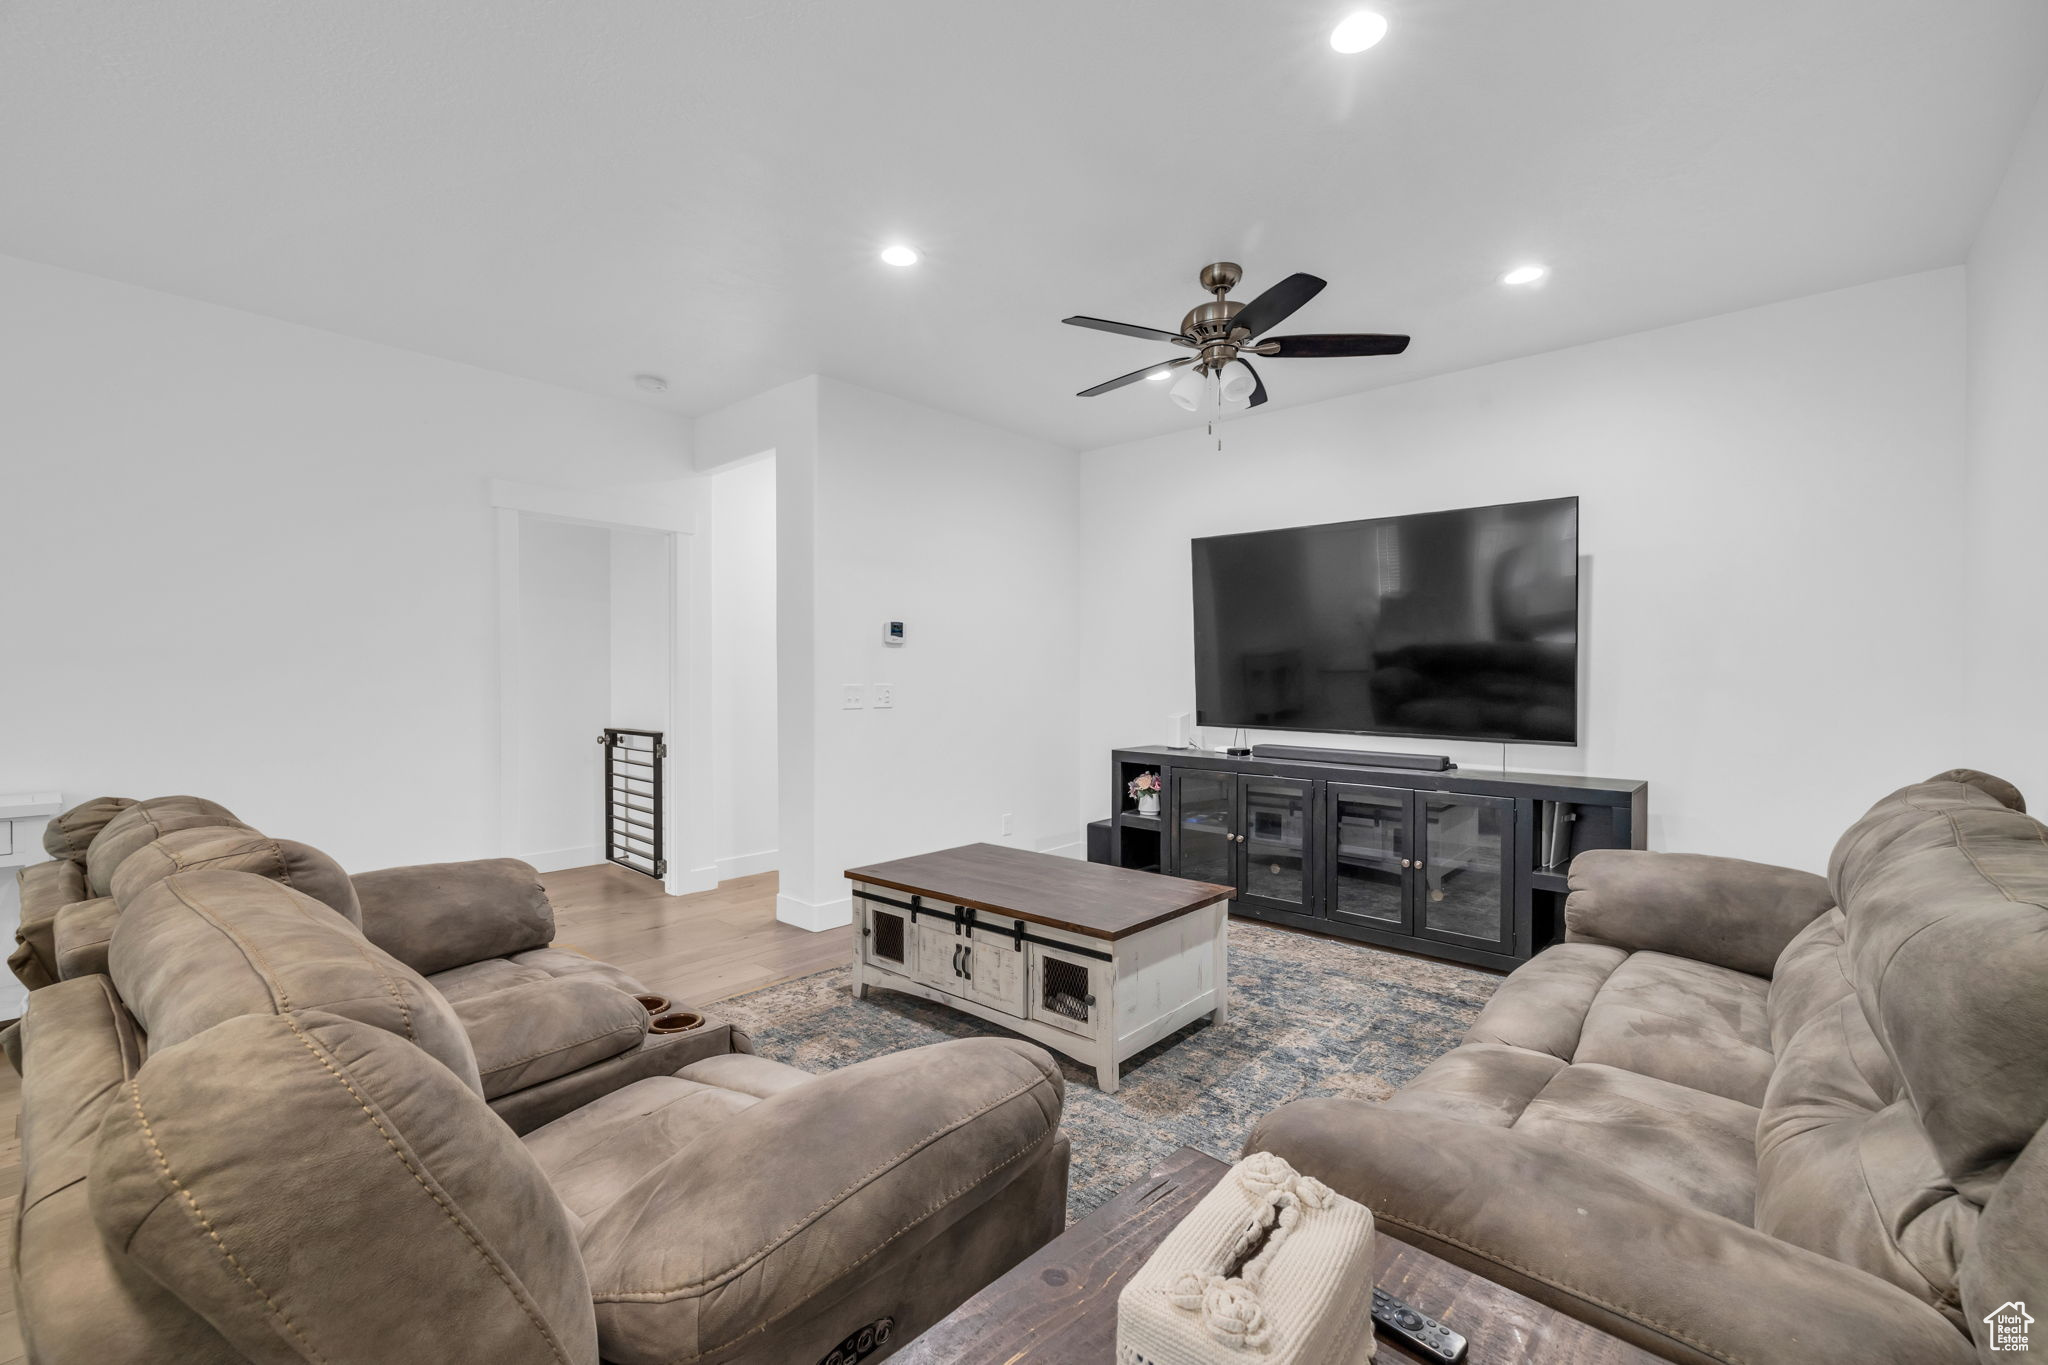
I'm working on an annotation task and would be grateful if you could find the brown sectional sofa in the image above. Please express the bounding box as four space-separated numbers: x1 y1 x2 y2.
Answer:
1250 769 2048 1365
11 797 739 1132
12 801 1071 1364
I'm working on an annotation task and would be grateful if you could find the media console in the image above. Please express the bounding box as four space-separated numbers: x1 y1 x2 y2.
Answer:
1099 746 1647 970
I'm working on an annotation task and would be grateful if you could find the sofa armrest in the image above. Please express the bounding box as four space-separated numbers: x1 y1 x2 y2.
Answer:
1249 1099 1972 1365
451 976 648 1100
1565 849 1834 977
350 858 554 976
578 1037 1065 1365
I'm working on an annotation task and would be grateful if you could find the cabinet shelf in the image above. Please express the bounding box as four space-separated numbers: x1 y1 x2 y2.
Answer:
1116 810 1162 829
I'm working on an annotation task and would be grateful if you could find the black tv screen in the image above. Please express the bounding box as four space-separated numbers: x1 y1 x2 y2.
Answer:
1192 497 1579 745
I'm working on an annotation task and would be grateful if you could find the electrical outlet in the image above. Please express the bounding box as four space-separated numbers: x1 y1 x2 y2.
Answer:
841 683 864 709
1001 812 1014 836
872 683 894 709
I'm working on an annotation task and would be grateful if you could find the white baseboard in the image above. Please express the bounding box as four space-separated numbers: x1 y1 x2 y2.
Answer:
717 848 779 881
1036 838 1083 859
519 844 602 873
777 892 852 933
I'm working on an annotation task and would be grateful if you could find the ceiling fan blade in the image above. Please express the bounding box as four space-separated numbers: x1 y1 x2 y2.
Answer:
1077 356 1194 397
1062 315 1189 345
1230 273 1327 339
1240 359 1269 408
1263 333 1411 358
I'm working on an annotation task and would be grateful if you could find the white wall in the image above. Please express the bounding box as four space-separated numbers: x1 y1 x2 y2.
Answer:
0 253 694 877
1077 269 1971 873
708 455 778 880
514 518 610 866
695 377 1083 930
798 379 1082 927
608 526 671 732
1966 80 2048 804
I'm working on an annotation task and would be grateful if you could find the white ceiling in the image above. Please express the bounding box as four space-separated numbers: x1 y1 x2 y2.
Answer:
4 1 2045 450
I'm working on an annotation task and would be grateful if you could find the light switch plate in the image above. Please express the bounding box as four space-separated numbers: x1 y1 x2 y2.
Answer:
841 684 864 709
872 683 894 709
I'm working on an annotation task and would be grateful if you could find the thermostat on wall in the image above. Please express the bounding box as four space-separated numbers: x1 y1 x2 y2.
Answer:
883 620 906 646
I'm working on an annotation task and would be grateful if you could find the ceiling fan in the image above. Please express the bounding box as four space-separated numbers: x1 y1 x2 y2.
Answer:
1063 262 1409 410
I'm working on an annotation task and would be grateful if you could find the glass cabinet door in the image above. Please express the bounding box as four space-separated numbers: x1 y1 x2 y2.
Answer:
1416 791 1515 950
1326 784 1411 931
1171 769 1237 889
1239 776 1314 914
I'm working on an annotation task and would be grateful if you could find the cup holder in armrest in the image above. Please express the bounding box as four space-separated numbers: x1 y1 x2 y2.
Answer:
649 1011 703 1035
635 994 672 1016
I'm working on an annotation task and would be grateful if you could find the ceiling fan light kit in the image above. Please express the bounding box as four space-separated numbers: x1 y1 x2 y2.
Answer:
1063 262 1410 414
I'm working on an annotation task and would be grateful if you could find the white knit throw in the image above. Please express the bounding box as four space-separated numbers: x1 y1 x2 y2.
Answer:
1116 1152 1377 1365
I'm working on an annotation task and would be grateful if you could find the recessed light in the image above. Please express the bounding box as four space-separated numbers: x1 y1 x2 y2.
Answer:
1330 11 1388 53
880 244 920 267
1500 264 1548 286
633 373 670 393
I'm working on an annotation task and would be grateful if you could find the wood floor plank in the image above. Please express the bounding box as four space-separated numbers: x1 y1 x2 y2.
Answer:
0 866 844 1344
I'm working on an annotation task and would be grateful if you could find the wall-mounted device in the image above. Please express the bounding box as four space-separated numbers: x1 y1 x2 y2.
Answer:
883 620 906 646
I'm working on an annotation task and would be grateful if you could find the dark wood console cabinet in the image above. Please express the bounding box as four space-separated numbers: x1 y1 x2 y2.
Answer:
1105 746 1647 970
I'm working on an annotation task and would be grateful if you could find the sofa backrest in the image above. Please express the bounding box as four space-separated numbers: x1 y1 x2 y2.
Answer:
110 826 363 926
41 795 136 863
14 976 244 1363
108 869 483 1095
350 858 555 976
90 1011 600 1365
86 795 249 896
1756 769 2047 1351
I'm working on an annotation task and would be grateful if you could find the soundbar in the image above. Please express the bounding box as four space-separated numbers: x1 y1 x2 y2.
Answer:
1250 744 1456 772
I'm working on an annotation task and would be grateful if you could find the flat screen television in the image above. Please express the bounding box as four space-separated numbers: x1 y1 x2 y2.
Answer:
1192 496 1579 745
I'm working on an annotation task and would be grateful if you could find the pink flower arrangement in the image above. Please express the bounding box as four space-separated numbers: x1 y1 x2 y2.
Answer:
1127 771 1162 800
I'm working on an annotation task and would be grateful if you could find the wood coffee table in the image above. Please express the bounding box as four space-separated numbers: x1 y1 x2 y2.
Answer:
845 844 1232 1092
893 1147 1663 1365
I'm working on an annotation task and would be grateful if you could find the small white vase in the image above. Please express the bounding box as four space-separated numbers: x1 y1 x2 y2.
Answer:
1137 793 1160 816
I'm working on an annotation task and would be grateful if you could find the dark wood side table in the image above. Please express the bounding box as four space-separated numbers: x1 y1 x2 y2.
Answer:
893 1146 1664 1365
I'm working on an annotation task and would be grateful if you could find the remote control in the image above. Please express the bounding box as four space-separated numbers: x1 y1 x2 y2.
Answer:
1371 1286 1468 1362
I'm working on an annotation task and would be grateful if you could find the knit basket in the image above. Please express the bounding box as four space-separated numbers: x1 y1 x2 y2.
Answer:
1116 1152 1377 1365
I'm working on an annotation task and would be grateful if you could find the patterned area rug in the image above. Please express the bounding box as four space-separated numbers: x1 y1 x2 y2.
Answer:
716 919 1499 1220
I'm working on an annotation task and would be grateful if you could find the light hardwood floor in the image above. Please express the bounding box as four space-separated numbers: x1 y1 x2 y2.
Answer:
0 866 843 1365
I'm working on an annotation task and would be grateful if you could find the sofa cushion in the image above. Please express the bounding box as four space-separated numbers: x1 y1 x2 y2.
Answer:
1383 1042 1567 1127
91 1011 600 1365
53 896 121 981
512 946 650 996
111 827 362 926
1830 772 2048 1203
1463 942 1626 1059
352 857 554 976
41 795 136 863
1512 1063 1761 1223
524 1075 764 1224
1757 995 1973 1326
109 869 483 1095
453 976 648 1101
85 796 247 897
15 976 243 1364
1769 907 1858 1053
12 857 87 990
430 957 555 1003
1573 951 1774 1106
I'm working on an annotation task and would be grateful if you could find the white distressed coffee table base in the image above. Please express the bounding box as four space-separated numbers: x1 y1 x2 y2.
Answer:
850 884 1228 1094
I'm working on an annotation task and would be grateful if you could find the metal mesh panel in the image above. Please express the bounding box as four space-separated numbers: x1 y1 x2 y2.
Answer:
1041 955 1091 1023
872 909 905 963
